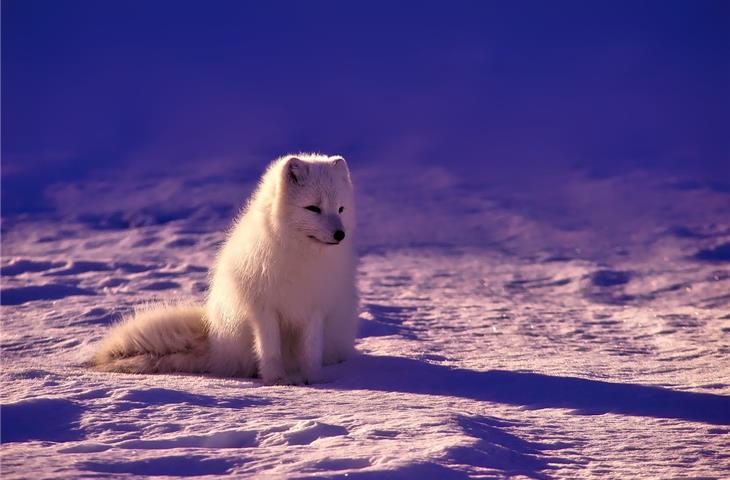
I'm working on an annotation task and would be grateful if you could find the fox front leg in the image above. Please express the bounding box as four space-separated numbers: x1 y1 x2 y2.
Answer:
250 308 289 385
298 313 324 384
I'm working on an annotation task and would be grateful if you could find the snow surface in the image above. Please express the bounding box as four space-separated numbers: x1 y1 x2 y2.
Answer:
2 163 730 478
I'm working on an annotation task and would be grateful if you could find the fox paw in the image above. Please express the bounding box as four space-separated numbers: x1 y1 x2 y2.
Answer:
260 361 289 385
261 368 301 386
264 375 299 386
301 368 323 385
261 371 322 386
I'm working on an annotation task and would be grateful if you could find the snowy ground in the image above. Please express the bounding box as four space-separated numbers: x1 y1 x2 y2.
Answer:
2 163 730 478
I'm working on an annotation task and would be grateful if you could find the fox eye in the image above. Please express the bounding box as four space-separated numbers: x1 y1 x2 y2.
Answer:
338 206 344 213
305 205 321 214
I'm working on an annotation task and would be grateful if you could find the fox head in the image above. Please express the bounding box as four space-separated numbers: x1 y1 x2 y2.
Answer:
275 154 355 248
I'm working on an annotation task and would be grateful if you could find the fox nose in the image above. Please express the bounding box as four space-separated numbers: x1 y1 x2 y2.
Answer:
333 230 346 242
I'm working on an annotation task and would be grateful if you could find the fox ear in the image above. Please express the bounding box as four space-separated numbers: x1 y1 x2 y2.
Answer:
329 155 352 184
330 155 348 170
285 156 309 186
330 156 351 183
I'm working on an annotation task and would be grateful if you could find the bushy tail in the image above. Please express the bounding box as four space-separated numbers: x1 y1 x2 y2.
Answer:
90 303 210 374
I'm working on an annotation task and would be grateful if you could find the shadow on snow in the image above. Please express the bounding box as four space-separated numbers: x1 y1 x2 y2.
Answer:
330 354 730 426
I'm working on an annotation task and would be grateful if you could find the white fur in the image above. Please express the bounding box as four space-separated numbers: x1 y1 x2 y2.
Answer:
91 153 359 384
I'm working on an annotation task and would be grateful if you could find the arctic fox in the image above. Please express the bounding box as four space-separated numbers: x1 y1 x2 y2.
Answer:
91 153 359 384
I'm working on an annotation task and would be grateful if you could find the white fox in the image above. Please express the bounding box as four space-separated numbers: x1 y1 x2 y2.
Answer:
91 153 359 384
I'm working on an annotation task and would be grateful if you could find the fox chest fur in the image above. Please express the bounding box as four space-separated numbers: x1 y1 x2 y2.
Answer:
231 240 352 327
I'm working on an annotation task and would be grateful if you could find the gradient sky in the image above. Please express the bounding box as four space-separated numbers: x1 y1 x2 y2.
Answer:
3 0 729 213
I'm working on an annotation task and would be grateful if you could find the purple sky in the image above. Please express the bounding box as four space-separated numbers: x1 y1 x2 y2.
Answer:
3 0 729 214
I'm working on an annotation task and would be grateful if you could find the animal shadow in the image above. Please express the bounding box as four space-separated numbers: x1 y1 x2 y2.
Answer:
329 354 730 426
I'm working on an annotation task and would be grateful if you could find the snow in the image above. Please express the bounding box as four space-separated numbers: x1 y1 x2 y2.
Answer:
2 163 730 478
